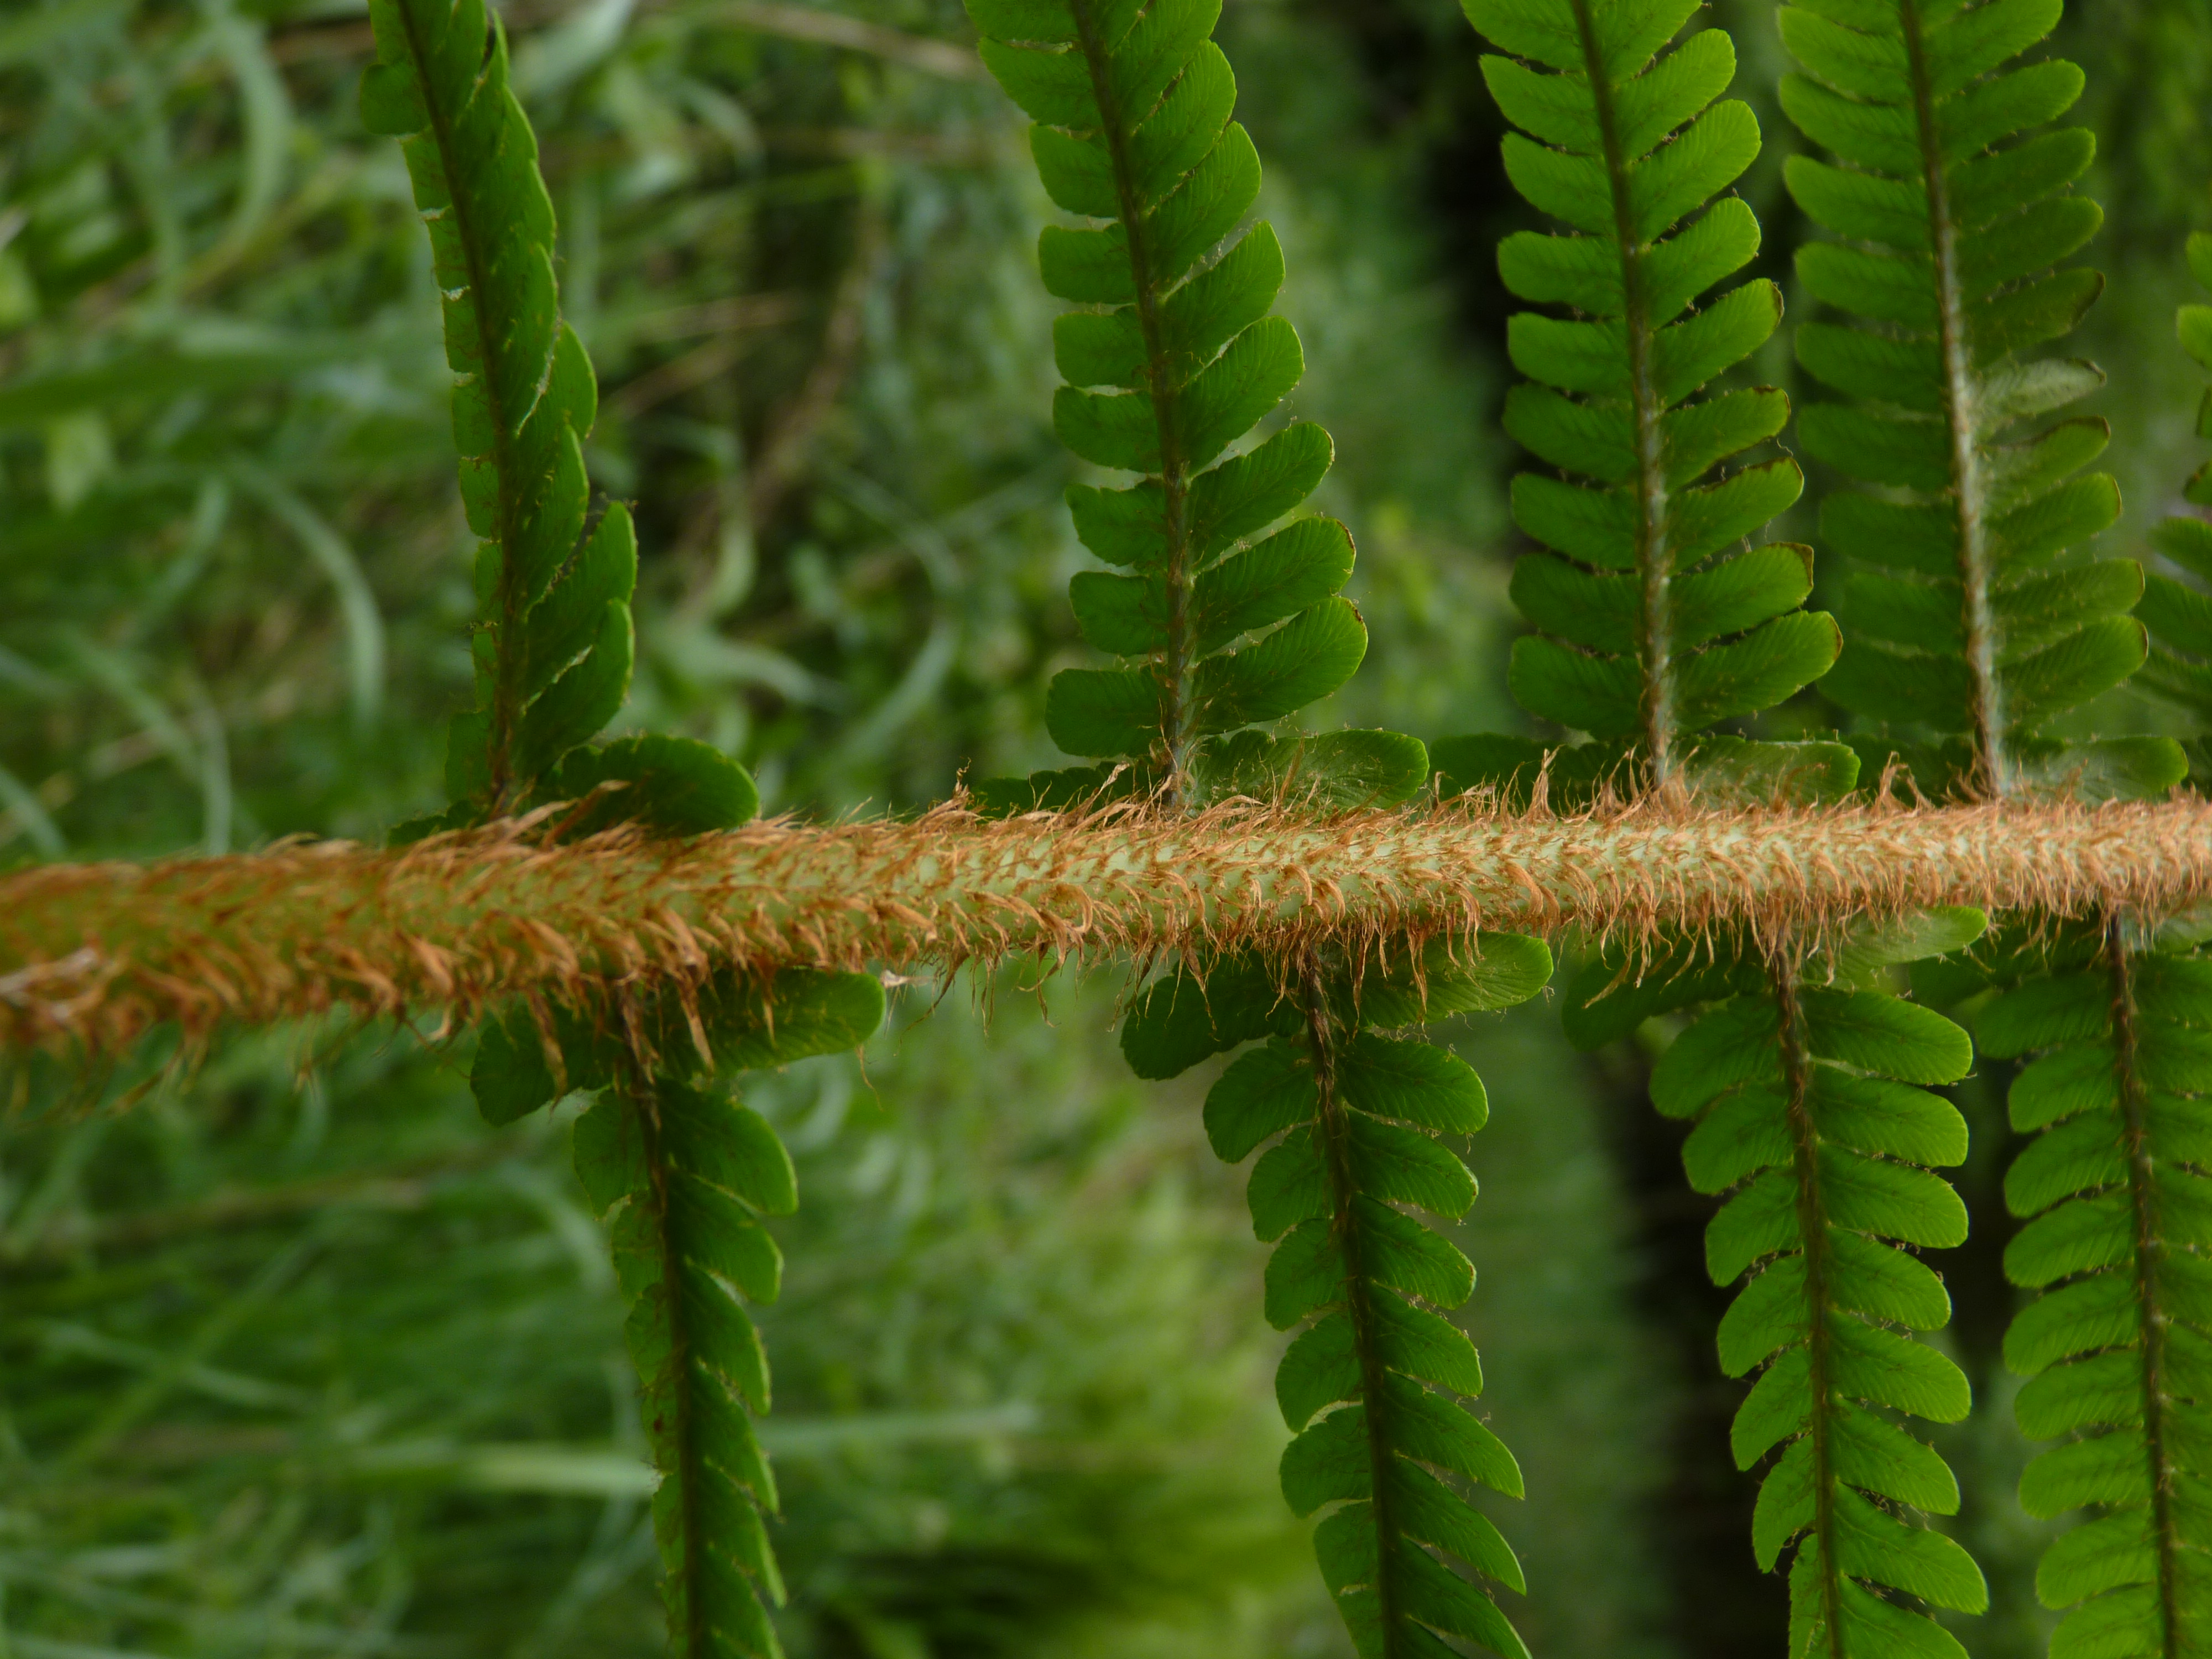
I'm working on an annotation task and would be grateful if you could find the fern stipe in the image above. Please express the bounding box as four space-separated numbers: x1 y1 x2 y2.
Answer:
1779 0 2180 803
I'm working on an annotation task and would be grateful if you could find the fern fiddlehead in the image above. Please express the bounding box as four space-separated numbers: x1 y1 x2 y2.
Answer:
1447 6 1995 1646
966 6 1547 1651
361 6 884 1651
1443 0 1845 807
1779 0 2176 802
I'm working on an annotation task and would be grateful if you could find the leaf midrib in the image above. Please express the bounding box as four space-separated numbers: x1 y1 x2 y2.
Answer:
637 1083 713 1659
1776 966 1847 1657
1567 0 1676 786
2108 923 2183 1657
1898 0 2008 794
1303 963 1405 1650
1069 0 1198 799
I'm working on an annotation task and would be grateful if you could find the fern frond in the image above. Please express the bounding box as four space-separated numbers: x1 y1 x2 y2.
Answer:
1124 936 1552 1659
1778 0 2178 801
1663 911 1990 1658
570 971 877 1659
360 19 890 1651
966 0 1413 807
2138 233 2212 779
1977 920 2212 1657
362 0 635 815
1450 0 1842 802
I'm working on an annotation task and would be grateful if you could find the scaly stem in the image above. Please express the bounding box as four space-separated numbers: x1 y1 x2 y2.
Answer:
1898 0 2007 796
1775 962 1845 1655
394 2 528 809
1302 957 1401 1647
2107 919 2181 1656
21 797 2212 1053
1068 0 1197 800
1569 0 1674 790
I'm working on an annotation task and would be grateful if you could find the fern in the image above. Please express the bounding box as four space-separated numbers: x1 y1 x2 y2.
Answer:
1435 14 2004 1650
361 6 886 1652
1121 936 1552 1658
1946 251 2212 1659
1778 0 2180 802
963 8 1545 1652
2138 233 2212 780
1654 911 1991 1658
964 0 1424 813
1440 0 1846 806
1965 922 2212 1658
361 0 633 818
1777 13 2212 1653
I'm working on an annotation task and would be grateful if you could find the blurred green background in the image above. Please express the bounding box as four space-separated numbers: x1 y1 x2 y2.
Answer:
1 1 2207 1653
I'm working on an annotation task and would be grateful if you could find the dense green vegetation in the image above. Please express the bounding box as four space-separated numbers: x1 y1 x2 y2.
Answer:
7 1 2212 1656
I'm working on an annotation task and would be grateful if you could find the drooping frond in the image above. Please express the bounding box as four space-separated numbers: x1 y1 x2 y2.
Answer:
1122 936 1553 1659
1443 0 1841 804
2137 233 2212 781
361 0 634 816
964 0 1418 810
1778 0 2176 802
1978 924 2212 1658
1657 911 1991 1658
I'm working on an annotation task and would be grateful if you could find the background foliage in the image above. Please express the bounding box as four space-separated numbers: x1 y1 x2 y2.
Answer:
1 0 2208 1653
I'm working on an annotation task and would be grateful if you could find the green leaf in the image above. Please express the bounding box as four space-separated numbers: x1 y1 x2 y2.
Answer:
1123 955 1286 1081
1191 728 1429 810
515 600 634 781
1690 962 1984 1641
704 969 886 1073
1191 596 1368 732
1781 0 2122 795
1347 934 1555 1029
1801 988 1973 1084
1191 515 1354 654
1228 976 1526 1659
1337 1034 1488 1134
471 1005 562 1125
546 734 759 838
1204 1038 1316 1161
976 4 1356 786
1045 666 1165 758
1472 1 1821 780
523 503 638 701
367 0 624 807
572 1076 794 1655
1187 421 1334 557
